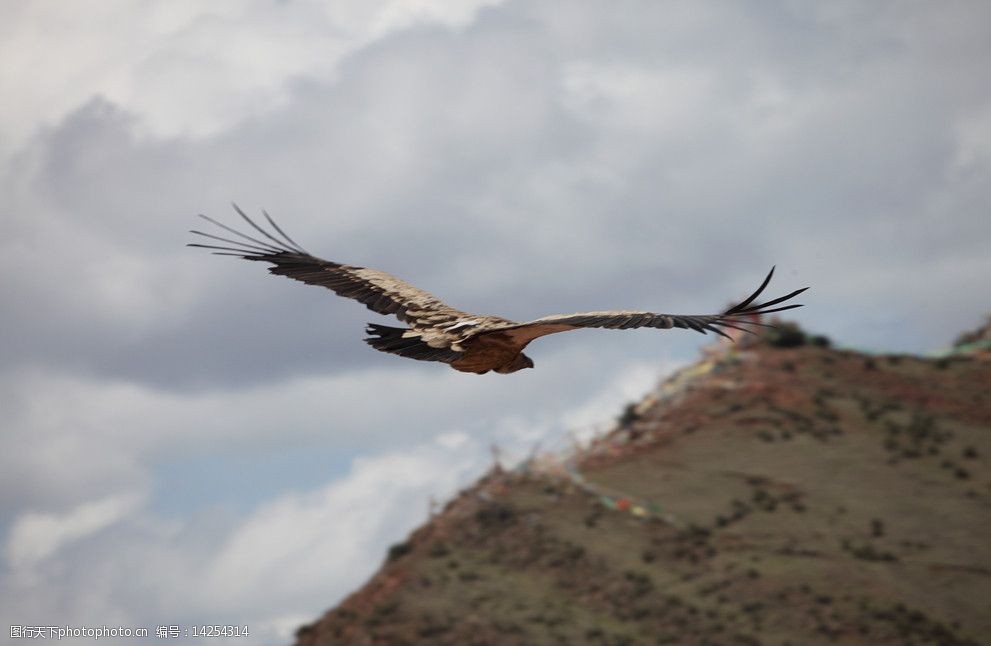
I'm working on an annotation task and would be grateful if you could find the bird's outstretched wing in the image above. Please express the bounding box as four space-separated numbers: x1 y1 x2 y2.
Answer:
482 267 808 345
188 205 471 329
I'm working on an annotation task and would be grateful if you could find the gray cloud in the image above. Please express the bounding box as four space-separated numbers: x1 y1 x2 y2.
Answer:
5 1 988 391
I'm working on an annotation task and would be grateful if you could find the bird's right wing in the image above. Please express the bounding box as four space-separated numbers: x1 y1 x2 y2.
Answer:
188 206 471 329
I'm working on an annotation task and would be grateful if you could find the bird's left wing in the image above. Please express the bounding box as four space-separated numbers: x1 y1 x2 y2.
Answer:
188 206 471 329
485 267 807 345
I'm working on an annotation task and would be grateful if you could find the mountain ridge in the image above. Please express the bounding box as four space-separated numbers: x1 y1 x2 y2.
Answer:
296 321 991 645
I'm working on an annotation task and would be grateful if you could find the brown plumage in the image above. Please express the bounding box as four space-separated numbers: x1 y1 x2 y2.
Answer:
189 207 809 374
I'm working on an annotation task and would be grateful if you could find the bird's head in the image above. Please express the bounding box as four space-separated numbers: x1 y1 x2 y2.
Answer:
496 352 534 374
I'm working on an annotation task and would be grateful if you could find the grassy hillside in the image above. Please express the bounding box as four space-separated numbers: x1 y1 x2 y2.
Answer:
296 328 991 645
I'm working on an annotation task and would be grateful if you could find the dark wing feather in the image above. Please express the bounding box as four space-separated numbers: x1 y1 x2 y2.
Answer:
486 266 808 345
364 323 463 364
189 205 471 329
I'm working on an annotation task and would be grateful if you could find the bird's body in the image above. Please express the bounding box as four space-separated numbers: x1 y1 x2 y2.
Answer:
190 207 808 374
453 332 527 374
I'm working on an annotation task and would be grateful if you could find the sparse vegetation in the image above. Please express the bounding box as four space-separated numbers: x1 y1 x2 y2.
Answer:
297 328 991 646
617 402 640 427
764 321 807 347
386 541 412 561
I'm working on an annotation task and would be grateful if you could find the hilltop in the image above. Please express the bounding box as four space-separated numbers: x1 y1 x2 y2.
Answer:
296 322 991 645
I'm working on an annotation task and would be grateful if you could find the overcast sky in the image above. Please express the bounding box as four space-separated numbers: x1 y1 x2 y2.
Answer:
2 1 990 643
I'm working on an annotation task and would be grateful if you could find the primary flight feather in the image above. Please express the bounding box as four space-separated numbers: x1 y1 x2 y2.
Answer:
189 206 808 374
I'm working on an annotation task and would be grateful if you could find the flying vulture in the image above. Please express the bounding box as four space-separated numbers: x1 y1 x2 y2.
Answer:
189 207 808 374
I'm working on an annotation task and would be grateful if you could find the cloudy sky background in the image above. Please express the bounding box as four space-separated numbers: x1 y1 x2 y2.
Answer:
2 1 990 642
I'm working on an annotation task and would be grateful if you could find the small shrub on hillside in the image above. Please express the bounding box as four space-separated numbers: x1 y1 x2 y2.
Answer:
617 402 641 427
765 321 807 348
387 541 412 561
475 502 517 528
429 542 451 558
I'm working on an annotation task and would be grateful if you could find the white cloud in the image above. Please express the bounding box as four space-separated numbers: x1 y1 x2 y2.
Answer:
0 349 671 514
561 62 715 138
0 0 502 160
952 107 991 173
201 439 485 616
435 431 470 449
5 492 146 569
0 431 486 643
0 358 671 642
561 360 681 444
